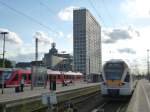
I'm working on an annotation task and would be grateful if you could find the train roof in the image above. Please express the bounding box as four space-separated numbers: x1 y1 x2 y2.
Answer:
47 69 83 76
0 68 12 71
104 59 129 68
0 68 82 75
106 59 125 63
0 68 31 72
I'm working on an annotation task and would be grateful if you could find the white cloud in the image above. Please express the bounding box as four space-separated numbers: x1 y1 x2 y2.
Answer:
10 52 45 62
7 43 50 62
0 28 23 44
58 31 64 37
102 26 150 73
67 33 73 41
33 31 53 44
121 0 150 18
54 31 64 38
58 6 78 21
55 33 73 54
2 30 54 62
4 43 34 62
53 31 64 39
118 48 136 54
102 26 140 44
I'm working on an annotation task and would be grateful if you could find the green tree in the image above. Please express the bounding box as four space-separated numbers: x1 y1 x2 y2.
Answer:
0 59 12 68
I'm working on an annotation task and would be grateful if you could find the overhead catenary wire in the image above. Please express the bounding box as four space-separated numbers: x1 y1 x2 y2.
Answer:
39 1 56 15
88 0 107 27
101 0 115 28
0 1 59 35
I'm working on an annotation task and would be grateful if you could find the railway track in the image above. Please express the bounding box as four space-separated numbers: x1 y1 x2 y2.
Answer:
91 97 130 112
32 91 102 112
31 92 131 112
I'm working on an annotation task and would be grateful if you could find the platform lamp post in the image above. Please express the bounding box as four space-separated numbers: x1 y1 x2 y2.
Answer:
61 51 65 87
0 32 8 94
147 49 150 81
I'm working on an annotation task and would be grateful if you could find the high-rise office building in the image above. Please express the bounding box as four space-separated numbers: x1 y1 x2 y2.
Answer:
73 8 102 82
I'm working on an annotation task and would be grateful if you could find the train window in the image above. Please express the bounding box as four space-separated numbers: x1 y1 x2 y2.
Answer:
68 75 70 79
106 63 123 69
71 75 74 79
76 76 78 79
105 71 123 80
54 76 56 80
14 74 18 80
64 75 66 79
125 74 130 82
58 75 60 79
29 74 31 80
0 71 2 80
104 63 124 80
22 74 27 80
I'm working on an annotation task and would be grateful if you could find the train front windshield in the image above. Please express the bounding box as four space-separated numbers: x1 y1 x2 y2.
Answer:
104 63 124 80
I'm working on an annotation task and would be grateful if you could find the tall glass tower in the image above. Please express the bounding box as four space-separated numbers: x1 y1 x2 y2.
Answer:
73 8 102 82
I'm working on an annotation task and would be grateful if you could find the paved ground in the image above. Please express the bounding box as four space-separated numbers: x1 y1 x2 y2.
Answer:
0 81 100 104
127 79 150 112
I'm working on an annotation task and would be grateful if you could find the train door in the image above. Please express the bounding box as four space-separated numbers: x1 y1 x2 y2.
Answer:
57 75 61 83
73 75 76 81
49 75 56 90
0 71 2 87
61 74 65 84
21 73 27 85
28 73 32 84
52 75 56 82
10 72 19 86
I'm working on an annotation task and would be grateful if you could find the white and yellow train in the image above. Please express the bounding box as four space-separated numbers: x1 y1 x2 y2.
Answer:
101 59 135 96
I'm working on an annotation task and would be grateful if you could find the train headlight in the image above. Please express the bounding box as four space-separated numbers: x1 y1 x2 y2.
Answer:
119 82 125 86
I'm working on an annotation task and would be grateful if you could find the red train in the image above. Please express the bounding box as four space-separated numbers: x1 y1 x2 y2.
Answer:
0 68 83 87
47 69 83 84
0 68 31 87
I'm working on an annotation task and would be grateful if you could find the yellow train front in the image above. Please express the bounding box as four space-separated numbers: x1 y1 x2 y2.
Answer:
101 59 134 96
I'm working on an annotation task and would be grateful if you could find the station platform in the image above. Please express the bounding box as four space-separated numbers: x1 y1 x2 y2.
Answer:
0 82 100 112
127 79 150 112
0 82 99 103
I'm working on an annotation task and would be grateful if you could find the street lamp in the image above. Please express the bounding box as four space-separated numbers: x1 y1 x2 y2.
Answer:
147 49 150 81
0 32 8 94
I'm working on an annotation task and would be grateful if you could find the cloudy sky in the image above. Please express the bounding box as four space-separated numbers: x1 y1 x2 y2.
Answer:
0 0 150 72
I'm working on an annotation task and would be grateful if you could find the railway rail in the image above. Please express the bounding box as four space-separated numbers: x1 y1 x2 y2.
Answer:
91 97 130 112
31 91 132 112
32 91 102 112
